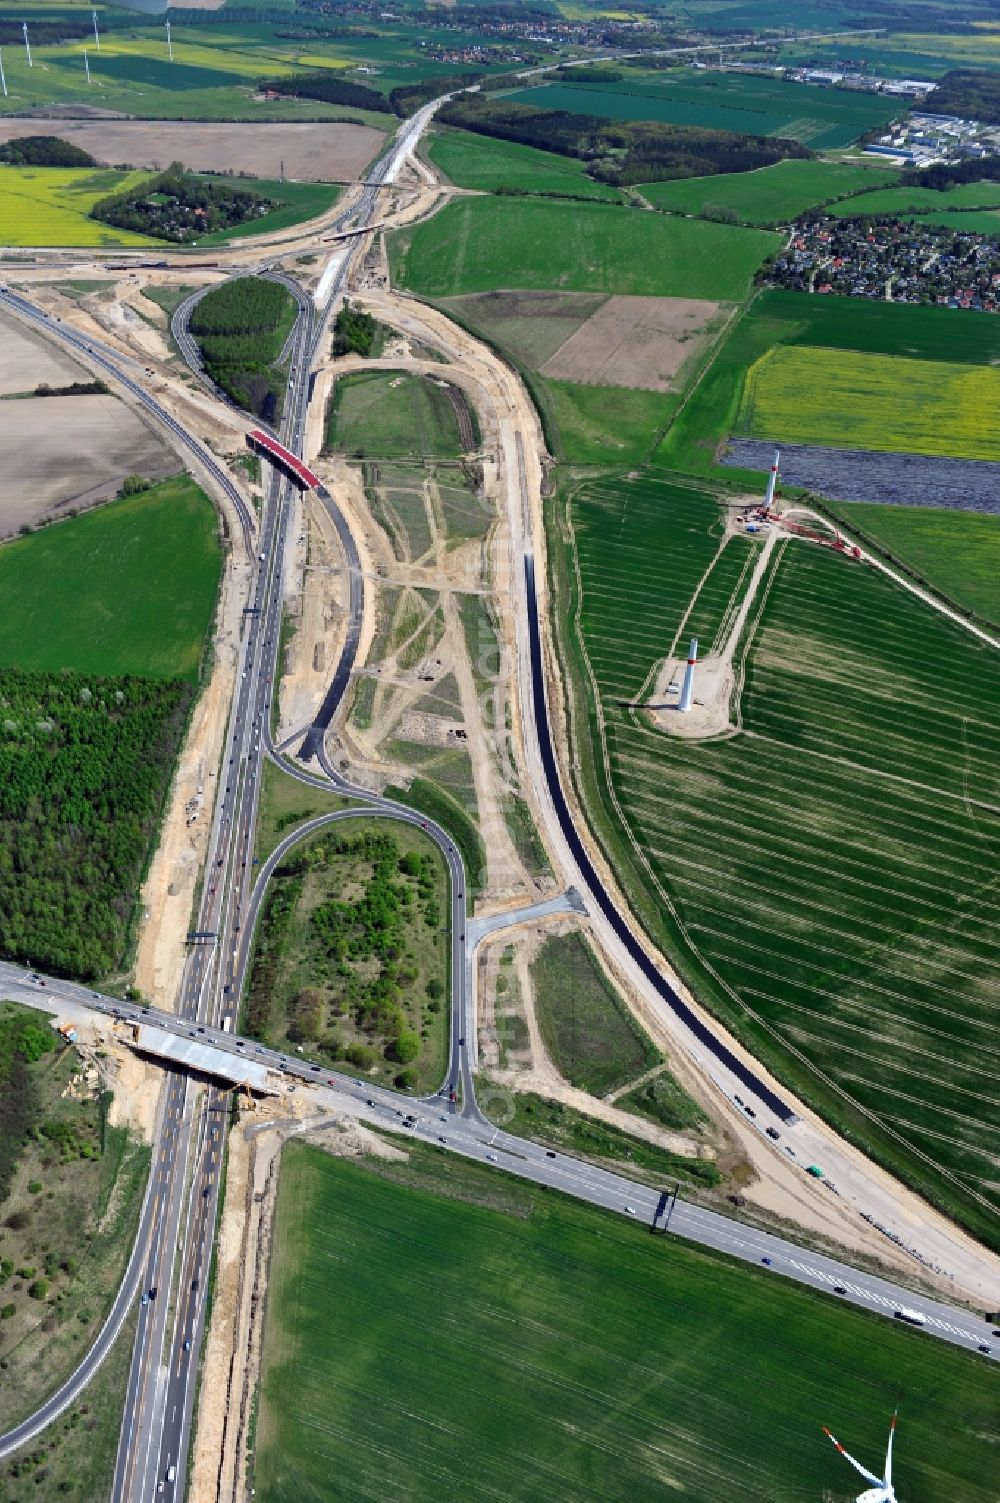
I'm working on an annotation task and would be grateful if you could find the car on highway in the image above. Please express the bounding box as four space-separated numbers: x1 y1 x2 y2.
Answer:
624 1206 636 1216
978 1344 992 1354
766 1127 780 1140
761 1257 772 1266
183 1339 191 1352
141 1292 150 1307
545 1150 556 1159
833 1285 846 1295
486 1153 498 1162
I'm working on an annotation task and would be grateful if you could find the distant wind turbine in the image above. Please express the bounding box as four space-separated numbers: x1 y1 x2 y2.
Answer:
823 1411 898 1503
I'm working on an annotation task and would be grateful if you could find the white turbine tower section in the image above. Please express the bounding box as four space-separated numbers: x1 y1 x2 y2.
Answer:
677 638 698 713
83 47 90 83
165 20 173 61
823 1411 898 1503
0 47 7 97
92 8 100 51
22 23 31 67
764 447 780 509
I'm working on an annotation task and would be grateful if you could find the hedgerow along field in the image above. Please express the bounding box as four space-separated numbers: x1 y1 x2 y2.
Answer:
653 289 1000 480
426 127 623 200
253 1143 998 1503
736 346 1000 463
0 475 220 680
826 500 1000 626
505 67 896 147
551 470 1000 1248
0 166 155 245
640 158 899 226
389 196 780 300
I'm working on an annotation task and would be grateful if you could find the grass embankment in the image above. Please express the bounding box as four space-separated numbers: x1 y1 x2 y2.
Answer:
389 196 780 301
327 370 468 459
486 1089 720 1189
0 1004 148 1436
253 1143 998 1503
383 777 485 901
242 820 450 1093
196 177 340 244
824 501 1000 626
530 929 659 1095
0 475 220 680
653 288 1000 481
253 760 355 866
736 346 1000 463
553 470 1000 1248
426 127 623 201
0 166 155 246
640 158 899 225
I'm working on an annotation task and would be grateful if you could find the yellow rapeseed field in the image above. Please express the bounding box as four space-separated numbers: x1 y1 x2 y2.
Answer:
737 346 1000 462
0 168 157 246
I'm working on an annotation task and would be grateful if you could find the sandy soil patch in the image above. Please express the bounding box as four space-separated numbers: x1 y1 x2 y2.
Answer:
0 120 386 182
540 294 725 392
0 309 87 394
275 491 350 743
0 394 176 538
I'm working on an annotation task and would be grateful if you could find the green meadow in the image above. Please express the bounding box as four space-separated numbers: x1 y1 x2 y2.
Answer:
640 158 899 225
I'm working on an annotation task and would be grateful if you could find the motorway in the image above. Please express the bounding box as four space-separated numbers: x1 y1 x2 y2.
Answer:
0 964 997 1375
1 79 999 1501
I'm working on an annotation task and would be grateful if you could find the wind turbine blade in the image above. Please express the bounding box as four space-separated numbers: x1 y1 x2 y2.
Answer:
884 1410 897 1488
822 1428 883 1488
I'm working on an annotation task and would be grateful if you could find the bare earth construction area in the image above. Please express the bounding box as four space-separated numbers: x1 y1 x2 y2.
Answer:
0 120 386 182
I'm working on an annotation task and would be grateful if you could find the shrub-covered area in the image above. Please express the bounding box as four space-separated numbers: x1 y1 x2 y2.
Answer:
0 1013 54 1204
90 164 275 243
0 135 96 168
257 71 388 112
190 275 296 422
0 668 190 977
437 94 811 186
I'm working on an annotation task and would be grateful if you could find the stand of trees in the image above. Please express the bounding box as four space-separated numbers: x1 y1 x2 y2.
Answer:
0 135 96 168
90 164 275 243
256 71 388 112
437 94 811 186
903 155 1000 192
0 669 190 979
190 276 296 423
332 302 378 358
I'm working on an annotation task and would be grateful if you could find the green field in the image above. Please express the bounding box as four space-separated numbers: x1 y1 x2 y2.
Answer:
737 346 1000 462
654 289 1000 478
537 378 676 467
641 158 899 225
426 127 623 200
0 476 220 679
390 196 780 300
833 179 1000 221
504 68 896 148
530 929 659 1094
826 500 1000 626
254 1143 998 1503
552 470 1000 1247
0 165 155 246
327 370 468 458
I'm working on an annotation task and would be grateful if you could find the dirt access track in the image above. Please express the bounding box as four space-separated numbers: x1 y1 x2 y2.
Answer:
0 119 386 182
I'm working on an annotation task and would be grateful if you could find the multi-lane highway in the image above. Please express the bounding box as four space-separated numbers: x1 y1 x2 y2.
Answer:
1 80 998 1502
1 965 997 1372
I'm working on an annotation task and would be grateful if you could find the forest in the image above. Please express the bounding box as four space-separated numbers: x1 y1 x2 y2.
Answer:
0 135 96 168
0 668 190 978
437 95 811 186
90 166 275 243
256 71 388 112
927 69 1000 125
0 1012 54 1204
190 276 296 422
